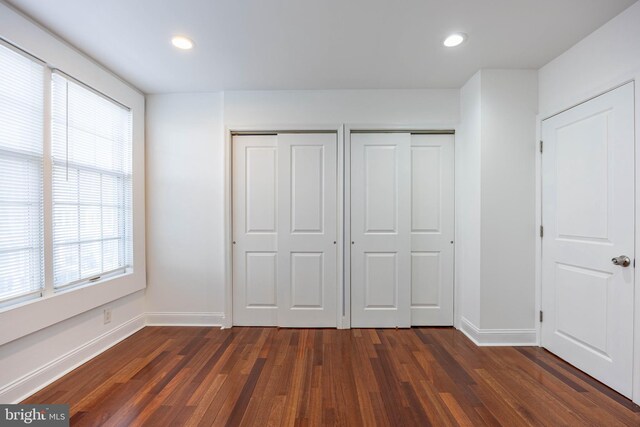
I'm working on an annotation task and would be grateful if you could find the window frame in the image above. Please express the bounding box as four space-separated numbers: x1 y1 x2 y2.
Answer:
0 34 141 328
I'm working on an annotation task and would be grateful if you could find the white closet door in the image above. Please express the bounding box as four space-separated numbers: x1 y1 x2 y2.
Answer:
233 135 279 326
350 133 411 328
410 134 455 325
541 83 635 397
277 133 337 327
233 133 338 327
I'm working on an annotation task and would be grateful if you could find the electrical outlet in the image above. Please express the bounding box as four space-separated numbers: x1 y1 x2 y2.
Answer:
103 308 112 324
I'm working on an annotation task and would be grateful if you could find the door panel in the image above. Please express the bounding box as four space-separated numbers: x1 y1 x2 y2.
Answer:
290 252 324 308
411 252 440 307
233 135 279 326
277 133 337 327
410 135 455 325
245 147 278 233
541 82 635 397
555 263 609 354
365 252 398 308
555 113 609 240
351 133 411 327
365 145 399 232
245 252 278 307
290 145 324 233
411 146 441 232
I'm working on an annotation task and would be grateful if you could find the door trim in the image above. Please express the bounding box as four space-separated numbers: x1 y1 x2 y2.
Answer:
536 79 640 405
344 125 457 329
224 125 345 329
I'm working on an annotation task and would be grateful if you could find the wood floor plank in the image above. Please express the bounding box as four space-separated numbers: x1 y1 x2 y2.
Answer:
22 327 640 426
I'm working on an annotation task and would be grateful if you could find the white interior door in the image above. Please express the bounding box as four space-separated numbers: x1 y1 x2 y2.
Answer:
233 133 337 327
350 133 411 328
233 135 279 326
541 82 635 398
410 134 455 325
277 133 337 327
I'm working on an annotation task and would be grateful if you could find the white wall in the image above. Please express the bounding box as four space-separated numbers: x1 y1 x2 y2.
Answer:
457 72 482 327
224 89 459 127
458 69 538 342
145 93 226 324
539 1 640 116
538 0 640 404
480 70 537 330
0 1 146 402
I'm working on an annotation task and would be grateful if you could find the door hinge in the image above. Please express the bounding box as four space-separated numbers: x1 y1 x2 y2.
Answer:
539 310 543 322
540 140 543 153
540 225 544 238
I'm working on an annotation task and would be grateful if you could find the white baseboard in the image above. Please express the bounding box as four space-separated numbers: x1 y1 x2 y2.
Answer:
460 317 537 346
145 311 226 327
0 314 145 404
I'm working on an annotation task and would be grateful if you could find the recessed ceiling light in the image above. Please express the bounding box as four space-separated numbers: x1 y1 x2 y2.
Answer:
443 33 467 48
172 36 194 50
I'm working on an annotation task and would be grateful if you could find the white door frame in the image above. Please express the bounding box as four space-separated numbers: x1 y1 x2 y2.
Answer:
344 125 457 329
535 78 640 405
223 125 346 329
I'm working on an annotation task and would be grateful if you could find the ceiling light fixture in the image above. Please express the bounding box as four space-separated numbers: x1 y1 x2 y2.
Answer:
443 33 466 48
172 36 194 50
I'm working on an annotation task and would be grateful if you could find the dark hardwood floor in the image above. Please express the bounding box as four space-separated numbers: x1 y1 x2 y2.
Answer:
24 326 640 426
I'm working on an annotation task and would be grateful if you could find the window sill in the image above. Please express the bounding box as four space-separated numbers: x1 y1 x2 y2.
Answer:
0 268 145 346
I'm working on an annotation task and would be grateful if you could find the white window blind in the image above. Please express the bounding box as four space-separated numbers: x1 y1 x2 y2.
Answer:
51 72 132 289
0 42 44 304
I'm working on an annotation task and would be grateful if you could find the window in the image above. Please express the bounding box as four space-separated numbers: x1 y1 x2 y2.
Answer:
0 42 44 304
0 37 136 314
51 73 133 289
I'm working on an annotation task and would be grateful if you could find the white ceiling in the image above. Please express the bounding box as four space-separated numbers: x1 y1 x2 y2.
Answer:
6 0 637 94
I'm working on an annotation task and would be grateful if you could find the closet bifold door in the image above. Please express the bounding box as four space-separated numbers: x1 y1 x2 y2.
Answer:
350 133 412 328
410 134 455 326
232 135 279 326
350 132 455 328
277 133 337 327
232 133 338 327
